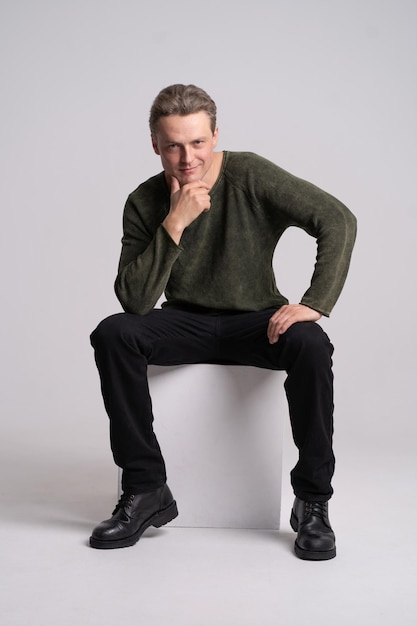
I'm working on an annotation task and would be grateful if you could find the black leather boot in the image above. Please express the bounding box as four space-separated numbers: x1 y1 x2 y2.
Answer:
90 484 178 549
290 497 336 560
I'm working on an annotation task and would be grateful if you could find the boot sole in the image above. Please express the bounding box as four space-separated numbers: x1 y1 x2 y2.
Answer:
89 500 179 550
290 511 336 561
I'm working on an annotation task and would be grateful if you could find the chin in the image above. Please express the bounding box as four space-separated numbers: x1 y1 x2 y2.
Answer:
179 173 200 185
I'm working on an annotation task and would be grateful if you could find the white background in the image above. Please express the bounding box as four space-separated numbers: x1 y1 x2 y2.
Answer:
1 0 415 476
1 1 416 623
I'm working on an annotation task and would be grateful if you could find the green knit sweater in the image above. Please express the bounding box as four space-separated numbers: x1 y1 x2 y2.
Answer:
115 151 357 316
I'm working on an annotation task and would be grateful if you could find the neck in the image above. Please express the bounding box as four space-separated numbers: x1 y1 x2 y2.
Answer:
203 152 223 190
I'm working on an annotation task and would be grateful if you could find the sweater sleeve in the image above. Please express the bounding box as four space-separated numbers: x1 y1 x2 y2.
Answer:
283 179 357 316
297 186 357 316
114 189 182 315
233 153 357 316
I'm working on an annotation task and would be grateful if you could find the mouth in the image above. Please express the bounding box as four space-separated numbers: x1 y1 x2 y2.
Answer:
180 165 199 175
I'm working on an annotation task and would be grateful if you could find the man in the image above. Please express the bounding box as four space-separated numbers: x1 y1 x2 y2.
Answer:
90 84 357 560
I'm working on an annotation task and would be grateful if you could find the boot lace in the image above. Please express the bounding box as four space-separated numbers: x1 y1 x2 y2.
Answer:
304 501 328 520
112 493 135 515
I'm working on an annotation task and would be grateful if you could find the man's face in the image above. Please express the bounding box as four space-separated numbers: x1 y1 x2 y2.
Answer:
151 112 218 187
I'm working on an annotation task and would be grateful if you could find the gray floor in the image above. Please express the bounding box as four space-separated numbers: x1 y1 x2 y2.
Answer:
2 434 416 626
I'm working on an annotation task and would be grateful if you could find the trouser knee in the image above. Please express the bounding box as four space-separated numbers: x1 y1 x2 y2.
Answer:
90 313 132 350
283 322 334 365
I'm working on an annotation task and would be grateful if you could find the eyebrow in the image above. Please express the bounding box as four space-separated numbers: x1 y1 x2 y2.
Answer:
163 135 208 145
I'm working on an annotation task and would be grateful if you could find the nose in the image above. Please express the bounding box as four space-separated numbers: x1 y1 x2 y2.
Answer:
181 146 193 164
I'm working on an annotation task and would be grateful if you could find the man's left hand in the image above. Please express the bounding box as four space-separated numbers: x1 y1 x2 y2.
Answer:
267 304 322 344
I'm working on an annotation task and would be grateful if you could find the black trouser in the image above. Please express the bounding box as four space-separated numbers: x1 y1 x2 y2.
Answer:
90 307 335 502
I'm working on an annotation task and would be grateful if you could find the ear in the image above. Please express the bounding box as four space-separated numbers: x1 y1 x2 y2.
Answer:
212 127 219 148
151 135 160 155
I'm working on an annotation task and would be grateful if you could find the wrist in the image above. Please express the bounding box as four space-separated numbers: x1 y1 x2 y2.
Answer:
162 215 184 245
